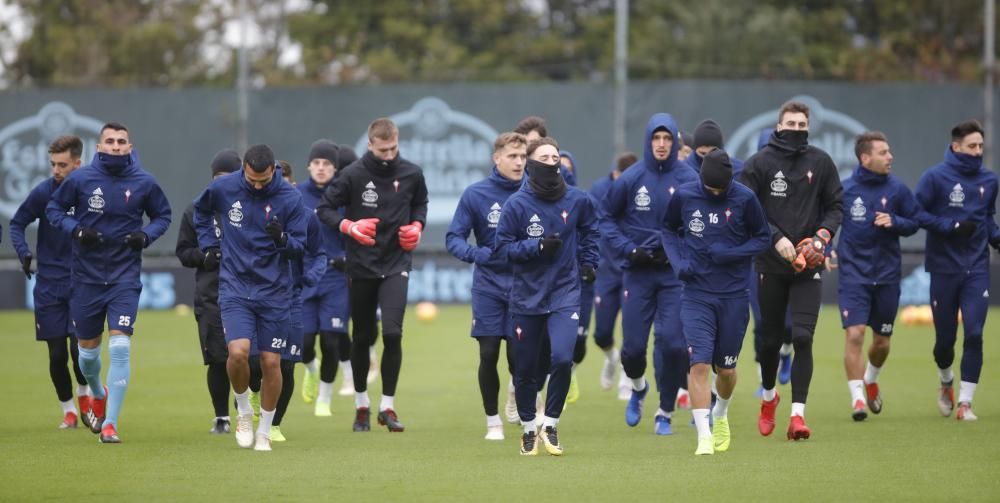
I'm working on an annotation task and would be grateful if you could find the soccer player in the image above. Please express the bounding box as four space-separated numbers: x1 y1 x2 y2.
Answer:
590 151 637 399
740 101 843 440
663 149 769 455
194 144 308 451
837 132 924 420
175 148 242 434
297 140 352 416
447 131 526 440
915 120 1000 421
46 123 172 443
317 118 429 432
601 113 698 435
10 135 91 429
495 136 599 456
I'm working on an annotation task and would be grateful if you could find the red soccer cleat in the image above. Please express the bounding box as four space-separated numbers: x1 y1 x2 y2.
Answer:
787 415 811 441
99 423 121 443
78 395 91 415
865 382 882 414
59 411 78 429
758 393 780 436
676 390 690 410
851 399 868 422
86 386 108 434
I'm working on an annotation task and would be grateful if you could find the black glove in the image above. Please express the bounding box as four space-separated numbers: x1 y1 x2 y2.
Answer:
203 248 221 272
265 217 287 247
991 239 1000 253
124 231 148 251
74 226 104 249
628 248 653 266
328 257 346 271
580 265 596 284
650 247 670 266
21 253 33 279
538 234 562 258
953 220 977 238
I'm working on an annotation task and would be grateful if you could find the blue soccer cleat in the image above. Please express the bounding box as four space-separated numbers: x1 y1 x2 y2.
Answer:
654 415 672 435
778 353 793 385
625 381 648 427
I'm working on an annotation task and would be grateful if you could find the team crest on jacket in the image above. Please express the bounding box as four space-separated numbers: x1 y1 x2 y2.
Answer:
228 201 244 227
527 214 544 237
948 183 965 207
362 181 379 208
487 202 501 228
688 210 705 235
850 197 866 221
770 171 788 197
87 187 105 213
634 186 651 210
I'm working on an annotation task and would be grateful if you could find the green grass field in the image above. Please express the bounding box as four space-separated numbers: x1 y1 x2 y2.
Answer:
1 305 998 501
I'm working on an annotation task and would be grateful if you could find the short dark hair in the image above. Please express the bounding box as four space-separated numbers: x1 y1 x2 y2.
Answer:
778 101 810 123
854 131 889 163
951 120 984 142
616 151 638 172
100 122 128 139
514 116 547 137
526 137 559 157
278 160 293 182
243 144 275 173
48 135 83 159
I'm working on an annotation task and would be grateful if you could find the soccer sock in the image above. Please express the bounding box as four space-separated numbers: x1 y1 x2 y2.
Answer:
258 408 275 436
77 346 104 399
542 415 559 428
304 359 318 374
508 376 516 393
318 381 333 402
631 377 646 392
602 346 616 360
939 367 954 384
77 384 91 397
757 363 763 383
355 391 370 409
340 360 353 382
523 419 536 434
762 387 776 402
60 399 77 415
655 408 671 419
790 402 805 417
104 335 131 428
486 415 502 428
864 362 881 384
234 390 252 416
958 381 977 404
848 379 865 403
380 395 394 412
692 408 711 438
712 396 731 418
780 343 793 356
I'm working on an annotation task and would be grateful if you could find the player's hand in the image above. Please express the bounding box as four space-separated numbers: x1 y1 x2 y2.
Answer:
795 238 825 269
265 217 287 247
649 247 670 266
20 253 33 279
339 218 379 246
203 247 221 271
328 256 346 271
953 220 977 238
774 237 796 262
74 226 104 249
472 246 492 265
580 265 597 284
124 231 149 251
398 221 423 251
628 247 653 266
825 249 838 272
873 212 893 228
538 234 562 258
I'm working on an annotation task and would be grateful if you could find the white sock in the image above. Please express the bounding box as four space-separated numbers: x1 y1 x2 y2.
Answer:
631 378 646 391
713 396 731 418
318 381 333 402
340 360 353 382
60 399 77 415
369 345 377 361
602 347 614 359
864 362 881 384
791 402 806 417
379 395 394 412
522 419 536 434
762 387 776 402
958 381 977 404
692 408 711 438
655 408 671 419
355 391 370 409
216 415 231 421
848 379 865 403
234 390 252 416
257 408 275 436
780 343 793 356
757 363 763 383
542 415 559 428
486 415 502 427
305 359 318 374
939 367 954 384
710 370 719 396
77 384 91 397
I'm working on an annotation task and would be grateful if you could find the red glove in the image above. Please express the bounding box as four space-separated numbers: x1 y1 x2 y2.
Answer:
398 221 423 251
795 238 824 269
339 218 379 246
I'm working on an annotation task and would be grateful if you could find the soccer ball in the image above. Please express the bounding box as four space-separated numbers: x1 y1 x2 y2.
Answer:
174 303 192 317
415 302 438 322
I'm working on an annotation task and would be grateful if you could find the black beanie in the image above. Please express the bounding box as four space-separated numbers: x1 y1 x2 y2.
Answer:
700 149 733 191
211 149 242 176
308 139 339 164
693 119 724 149
336 144 358 169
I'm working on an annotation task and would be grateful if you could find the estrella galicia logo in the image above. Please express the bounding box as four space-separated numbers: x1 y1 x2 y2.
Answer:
727 95 868 180
487 202 501 228
355 97 498 225
850 196 866 220
0 102 104 220
88 187 105 213
526 214 544 237
948 183 965 207
228 200 244 226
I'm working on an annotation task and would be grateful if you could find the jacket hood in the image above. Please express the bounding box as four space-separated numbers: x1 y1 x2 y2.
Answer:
490 165 523 190
642 113 680 172
943 145 984 175
558 149 579 186
853 164 888 185
757 128 773 152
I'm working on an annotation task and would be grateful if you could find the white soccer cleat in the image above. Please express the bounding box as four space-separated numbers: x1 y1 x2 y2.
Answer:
505 391 520 424
235 413 254 448
253 433 272 451
956 402 978 421
485 425 505 440
600 349 619 390
617 372 631 401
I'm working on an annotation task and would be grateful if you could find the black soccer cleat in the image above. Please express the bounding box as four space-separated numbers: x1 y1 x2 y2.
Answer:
210 418 231 434
353 407 371 432
377 409 405 432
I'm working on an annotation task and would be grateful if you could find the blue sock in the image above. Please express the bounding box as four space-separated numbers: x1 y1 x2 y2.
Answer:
78 345 105 399
104 335 131 427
